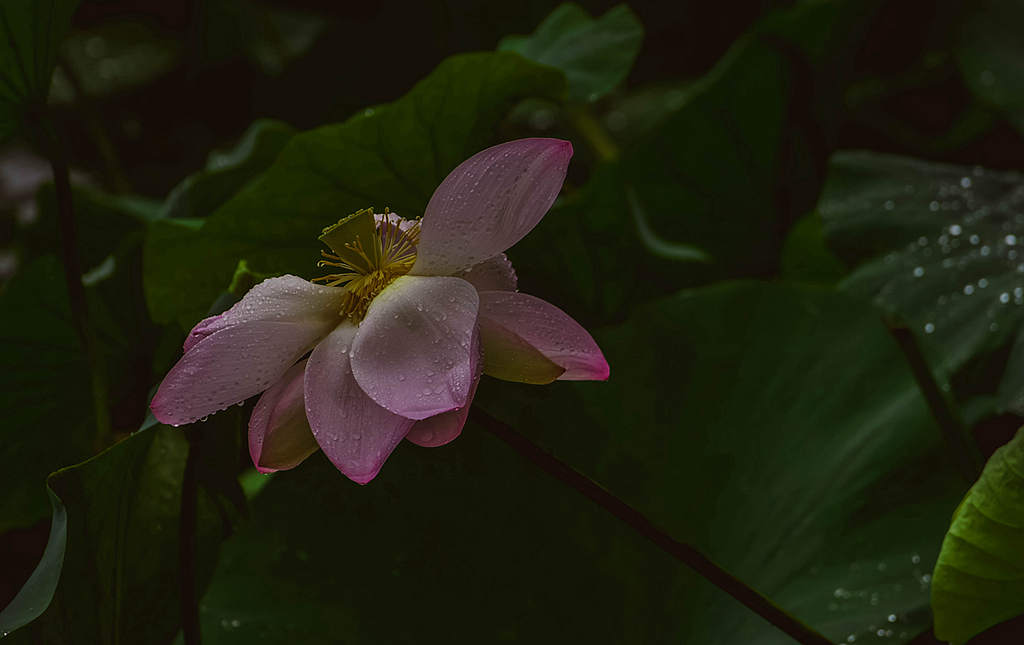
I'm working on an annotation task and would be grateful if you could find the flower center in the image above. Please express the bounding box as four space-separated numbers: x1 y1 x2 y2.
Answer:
313 208 420 321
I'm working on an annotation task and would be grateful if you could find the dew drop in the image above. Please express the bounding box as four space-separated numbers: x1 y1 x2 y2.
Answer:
924 323 935 334
912 266 924 278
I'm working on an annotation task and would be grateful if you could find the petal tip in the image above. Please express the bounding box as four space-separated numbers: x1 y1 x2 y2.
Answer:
149 393 179 426
528 137 573 164
558 357 610 382
347 471 377 485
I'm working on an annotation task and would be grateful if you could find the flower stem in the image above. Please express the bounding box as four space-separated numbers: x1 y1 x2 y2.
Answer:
886 324 983 481
470 408 833 645
179 427 203 645
44 122 112 450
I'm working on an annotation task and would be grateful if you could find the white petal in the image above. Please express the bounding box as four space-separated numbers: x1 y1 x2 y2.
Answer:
351 276 479 420
412 138 572 275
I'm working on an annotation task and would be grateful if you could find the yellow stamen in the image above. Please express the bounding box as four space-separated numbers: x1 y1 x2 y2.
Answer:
313 211 421 321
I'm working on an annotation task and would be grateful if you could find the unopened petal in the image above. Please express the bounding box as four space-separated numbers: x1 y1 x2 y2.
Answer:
305 323 414 484
478 291 609 383
248 360 319 473
412 138 572 275
455 253 517 292
406 329 481 447
351 276 479 420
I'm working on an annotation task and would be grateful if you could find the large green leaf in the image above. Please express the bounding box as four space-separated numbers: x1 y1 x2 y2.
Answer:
1 421 244 643
190 282 963 643
0 0 77 140
932 428 1024 644
818 151 1024 411
498 3 643 103
622 0 878 277
955 0 1024 135
143 52 564 328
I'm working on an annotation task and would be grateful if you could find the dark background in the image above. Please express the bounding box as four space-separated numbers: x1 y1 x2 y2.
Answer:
3 1 1024 642
40 0 1024 200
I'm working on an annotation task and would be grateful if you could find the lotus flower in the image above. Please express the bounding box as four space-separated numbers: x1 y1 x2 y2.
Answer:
151 138 609 483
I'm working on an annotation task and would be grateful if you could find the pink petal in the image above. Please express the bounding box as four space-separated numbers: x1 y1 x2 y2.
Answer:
183 275 343 352
351 275 479 420
305 322 415 484
248 360 319 473
478 291 609 383
152 318 335 426
455 253 517 292
412 138 572 275
406 329 482 448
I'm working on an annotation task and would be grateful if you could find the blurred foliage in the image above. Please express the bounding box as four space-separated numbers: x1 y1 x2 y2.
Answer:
0 184 160 531
0 256 93 532
51 19 181 103
780 212 847 283
200 0 324 76
955 0 1024 135
0 0 77 141
622 0 880 280
159 119 295 220
499 3 643 103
